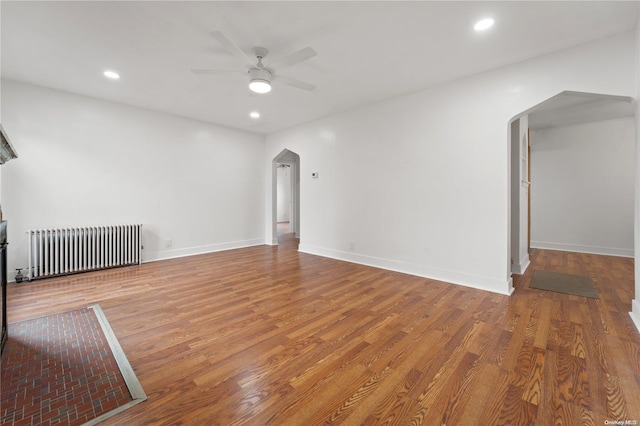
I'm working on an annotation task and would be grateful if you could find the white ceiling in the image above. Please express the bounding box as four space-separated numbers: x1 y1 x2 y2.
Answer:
1 1 638 134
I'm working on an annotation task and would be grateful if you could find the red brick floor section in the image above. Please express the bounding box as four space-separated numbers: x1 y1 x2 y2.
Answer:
1 307 133 425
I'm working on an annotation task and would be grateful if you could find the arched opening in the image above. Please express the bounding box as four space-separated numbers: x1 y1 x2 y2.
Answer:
272 149 300 245
508 90 635 291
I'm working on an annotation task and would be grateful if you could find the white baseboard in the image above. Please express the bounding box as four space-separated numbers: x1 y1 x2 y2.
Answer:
7 239 266 282
530 241 634 258
298 243 513 295
630 299 640 333
143 238 265 263
511 254 531 275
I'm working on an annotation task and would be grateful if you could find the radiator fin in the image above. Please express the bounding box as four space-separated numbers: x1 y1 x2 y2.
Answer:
27 225 142 280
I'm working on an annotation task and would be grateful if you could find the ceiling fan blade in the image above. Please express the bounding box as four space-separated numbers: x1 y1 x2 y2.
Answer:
274 75 316 91
191 68 245 75
210 30 254 66
270 47 317 70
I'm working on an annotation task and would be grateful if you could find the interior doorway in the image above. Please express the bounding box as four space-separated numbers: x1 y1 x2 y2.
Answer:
276 163 293 240
272 149 300 245
508 90 635 289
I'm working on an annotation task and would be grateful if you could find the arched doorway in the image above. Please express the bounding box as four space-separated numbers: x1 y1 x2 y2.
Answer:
508 90 635 288
272 149 300 245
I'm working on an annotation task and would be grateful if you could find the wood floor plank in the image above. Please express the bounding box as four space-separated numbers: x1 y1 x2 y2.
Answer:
522 346 546 406
341 330 450 425
4 242 639 425
422 351 482 426
477 366 512 425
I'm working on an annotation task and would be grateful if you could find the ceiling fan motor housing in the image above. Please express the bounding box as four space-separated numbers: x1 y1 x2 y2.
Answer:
252 47 268 59
248 67 272 83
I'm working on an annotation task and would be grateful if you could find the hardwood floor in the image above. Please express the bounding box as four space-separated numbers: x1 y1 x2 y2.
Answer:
5 238 639 425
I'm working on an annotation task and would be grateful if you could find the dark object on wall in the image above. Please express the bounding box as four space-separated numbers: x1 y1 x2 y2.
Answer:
0 124 18 165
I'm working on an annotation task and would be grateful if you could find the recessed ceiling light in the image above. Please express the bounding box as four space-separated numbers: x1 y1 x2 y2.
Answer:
103 70 120 80
250 111 261 119
474 18 495 31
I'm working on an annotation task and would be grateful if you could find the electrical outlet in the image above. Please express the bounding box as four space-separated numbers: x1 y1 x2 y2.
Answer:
349 241 355 250
165 239 172 248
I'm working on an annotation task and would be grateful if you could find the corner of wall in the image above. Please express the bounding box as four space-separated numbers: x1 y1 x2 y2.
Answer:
630 299 640 333
513 253 531 275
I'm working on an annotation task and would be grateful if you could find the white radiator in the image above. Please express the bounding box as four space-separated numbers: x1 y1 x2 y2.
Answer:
27 224 142 280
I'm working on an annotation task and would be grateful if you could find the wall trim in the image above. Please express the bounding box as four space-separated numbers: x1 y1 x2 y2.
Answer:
530 241 633 258
6 238 266 283
630 299 640 333
143 238 266 263
512 254 531 275
298 243 513 296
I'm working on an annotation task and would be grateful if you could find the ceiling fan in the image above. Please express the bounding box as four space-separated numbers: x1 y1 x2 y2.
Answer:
191 31 317 94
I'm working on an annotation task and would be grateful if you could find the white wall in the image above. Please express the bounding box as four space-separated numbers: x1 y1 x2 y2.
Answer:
510 115 530 275
530 118 635 257
265 31 636 295
632 21 640 332
0 80 265 279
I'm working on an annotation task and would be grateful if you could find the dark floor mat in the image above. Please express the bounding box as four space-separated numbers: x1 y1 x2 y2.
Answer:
530 270 598 298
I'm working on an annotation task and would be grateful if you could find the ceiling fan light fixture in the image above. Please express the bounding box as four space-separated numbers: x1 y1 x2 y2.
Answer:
248 68 272 94
249 80 271 94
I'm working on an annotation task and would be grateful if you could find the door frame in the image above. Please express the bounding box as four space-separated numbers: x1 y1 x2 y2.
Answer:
271 149 300 245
